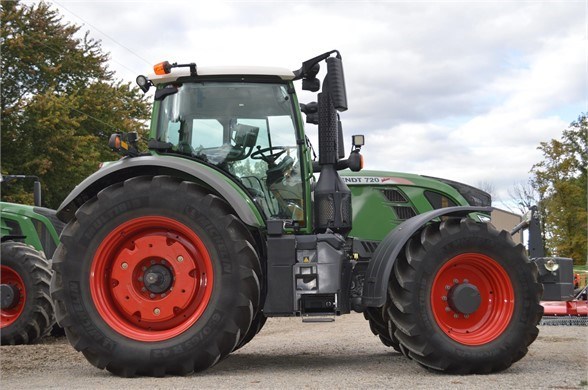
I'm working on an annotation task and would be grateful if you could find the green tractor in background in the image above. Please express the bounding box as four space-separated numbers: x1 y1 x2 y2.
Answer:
51 51 571 377
1 175 62 344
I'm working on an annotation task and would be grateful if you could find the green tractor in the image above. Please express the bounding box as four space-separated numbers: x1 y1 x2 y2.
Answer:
51 51 569 377
1 175 62 344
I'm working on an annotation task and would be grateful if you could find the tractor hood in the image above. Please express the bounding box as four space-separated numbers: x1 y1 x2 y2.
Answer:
340 170 491 242
340 170 491 208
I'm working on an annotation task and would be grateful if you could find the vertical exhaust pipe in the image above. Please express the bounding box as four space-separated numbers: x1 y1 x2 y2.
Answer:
314 55 352 234
33 180 42 207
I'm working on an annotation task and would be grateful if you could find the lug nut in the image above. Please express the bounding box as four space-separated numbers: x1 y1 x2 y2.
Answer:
442 296 447 301
121 262 128 270
453 314 459 319
445 285 451 291
464 314 470 319
161 293 166 298
141 287 147 292
150 293 155 298
154 308 161 316
177 255 184 263
453 278 459 284
445 307 451 312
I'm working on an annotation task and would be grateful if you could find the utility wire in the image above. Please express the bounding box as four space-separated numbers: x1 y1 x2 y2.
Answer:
22 39 150 132
53 1 152 67
35 38 141 78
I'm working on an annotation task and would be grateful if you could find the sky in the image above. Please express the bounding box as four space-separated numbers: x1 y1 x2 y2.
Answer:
28 0 587 210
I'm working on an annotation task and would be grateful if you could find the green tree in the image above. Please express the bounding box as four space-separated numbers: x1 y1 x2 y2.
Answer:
532 114 587 265
1 0 150 208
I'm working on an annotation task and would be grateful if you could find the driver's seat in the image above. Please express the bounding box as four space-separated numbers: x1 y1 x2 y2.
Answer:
266 156 294 186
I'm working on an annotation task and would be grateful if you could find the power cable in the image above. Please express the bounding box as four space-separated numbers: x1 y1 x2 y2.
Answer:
52 1 152 67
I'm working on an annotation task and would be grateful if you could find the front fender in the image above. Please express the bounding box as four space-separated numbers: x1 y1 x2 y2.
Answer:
56 155 264 228
361 206 493 307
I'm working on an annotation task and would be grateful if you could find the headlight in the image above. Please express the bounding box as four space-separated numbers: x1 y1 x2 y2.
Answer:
544 259 559 272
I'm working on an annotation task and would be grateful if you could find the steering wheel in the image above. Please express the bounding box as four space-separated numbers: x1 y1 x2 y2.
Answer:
250 146 287 166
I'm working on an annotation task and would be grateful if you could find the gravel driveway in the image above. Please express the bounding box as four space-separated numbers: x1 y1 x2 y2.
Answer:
1 314 586 389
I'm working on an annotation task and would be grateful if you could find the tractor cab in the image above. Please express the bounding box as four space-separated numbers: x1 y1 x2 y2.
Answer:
142 65 308 225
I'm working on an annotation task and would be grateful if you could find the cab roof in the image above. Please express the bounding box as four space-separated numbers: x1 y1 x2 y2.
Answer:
148 66 295 85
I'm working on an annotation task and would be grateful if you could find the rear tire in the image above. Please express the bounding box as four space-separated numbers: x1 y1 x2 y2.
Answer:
51 176 260 376
386 218 542 374
233 312 267 351
1 241 55 345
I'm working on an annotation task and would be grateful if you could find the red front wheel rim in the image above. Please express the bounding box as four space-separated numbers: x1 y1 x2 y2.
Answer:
1 266 26 328
90 216 214 342
430 253 515 346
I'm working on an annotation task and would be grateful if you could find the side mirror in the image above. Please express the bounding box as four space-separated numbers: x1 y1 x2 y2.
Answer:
326 57 348 112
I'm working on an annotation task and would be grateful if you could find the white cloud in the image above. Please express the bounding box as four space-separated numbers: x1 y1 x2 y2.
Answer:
35 0 586 211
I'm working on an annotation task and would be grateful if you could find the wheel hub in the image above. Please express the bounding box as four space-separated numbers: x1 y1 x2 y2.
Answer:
143 264 173 294
90 216 214 341
430 253 515 346
448 283 481 314
1 284 19 310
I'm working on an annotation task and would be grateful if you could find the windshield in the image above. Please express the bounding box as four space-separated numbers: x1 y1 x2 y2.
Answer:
156 82 304 223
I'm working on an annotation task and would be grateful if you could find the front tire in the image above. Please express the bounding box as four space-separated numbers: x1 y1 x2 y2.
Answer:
385 218 542 374
51 176 260 376
1 241 55 345
364 305 400 352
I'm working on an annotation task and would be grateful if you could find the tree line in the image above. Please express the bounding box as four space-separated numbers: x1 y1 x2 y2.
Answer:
1 0 150 208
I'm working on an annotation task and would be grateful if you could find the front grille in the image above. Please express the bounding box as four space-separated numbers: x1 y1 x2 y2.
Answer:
382 189 407 203
393 206 417 220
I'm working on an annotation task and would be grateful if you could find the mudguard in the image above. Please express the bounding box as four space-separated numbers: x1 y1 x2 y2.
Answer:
361 206 493 307
56 155 264 227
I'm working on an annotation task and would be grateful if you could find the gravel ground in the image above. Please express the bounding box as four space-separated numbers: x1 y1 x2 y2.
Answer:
1 314 586 389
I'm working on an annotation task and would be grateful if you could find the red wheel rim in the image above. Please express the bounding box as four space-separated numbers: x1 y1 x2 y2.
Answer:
1 266 26 328
90 216 214 342
430 253 514 345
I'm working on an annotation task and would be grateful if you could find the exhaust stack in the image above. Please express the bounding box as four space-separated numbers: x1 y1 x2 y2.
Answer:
312 54 352 234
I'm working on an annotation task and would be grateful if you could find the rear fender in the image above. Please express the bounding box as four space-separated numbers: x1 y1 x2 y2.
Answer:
361 206 493 307
56 155 264 227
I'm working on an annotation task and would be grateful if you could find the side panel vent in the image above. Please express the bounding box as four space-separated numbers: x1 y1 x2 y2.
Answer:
393 206 417 220
382 189 407 203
